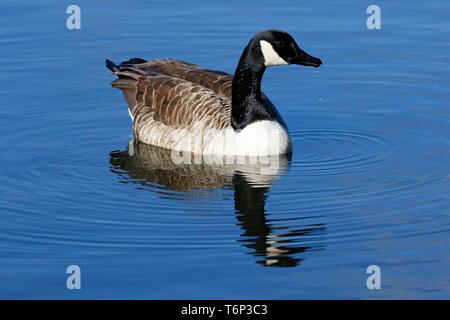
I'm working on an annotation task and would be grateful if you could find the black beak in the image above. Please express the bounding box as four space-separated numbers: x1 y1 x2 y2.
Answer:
291 48 322 68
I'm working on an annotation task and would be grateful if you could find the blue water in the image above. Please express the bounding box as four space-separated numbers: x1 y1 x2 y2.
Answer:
1 0 449 299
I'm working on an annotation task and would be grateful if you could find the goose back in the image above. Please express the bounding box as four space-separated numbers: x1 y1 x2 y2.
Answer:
120 59 233 99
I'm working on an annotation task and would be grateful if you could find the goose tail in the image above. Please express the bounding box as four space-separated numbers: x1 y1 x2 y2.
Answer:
106 58 146 114
105 59 120 73
106 58 148 73
105 58 150 80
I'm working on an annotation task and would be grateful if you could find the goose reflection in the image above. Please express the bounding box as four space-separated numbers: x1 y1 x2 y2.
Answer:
109 141 325 267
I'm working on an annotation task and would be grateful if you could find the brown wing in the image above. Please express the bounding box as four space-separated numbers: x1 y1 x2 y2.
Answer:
132 74 231 129
120 59 233 99
111 68 231 149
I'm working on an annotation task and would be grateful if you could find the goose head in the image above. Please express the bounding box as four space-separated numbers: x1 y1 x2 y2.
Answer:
250 29 322 68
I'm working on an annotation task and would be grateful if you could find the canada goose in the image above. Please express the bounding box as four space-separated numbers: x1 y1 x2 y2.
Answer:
106 29 322 156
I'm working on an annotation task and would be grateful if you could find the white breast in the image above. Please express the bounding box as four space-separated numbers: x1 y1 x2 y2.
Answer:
167 120 291 156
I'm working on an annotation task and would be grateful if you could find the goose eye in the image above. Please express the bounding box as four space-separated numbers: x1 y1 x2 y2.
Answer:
274 41 284 48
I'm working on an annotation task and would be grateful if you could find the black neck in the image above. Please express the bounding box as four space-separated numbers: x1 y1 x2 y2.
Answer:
231 44 272 130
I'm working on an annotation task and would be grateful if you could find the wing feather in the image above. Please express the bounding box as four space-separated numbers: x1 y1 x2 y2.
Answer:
122 59 233 99
120 73 232 149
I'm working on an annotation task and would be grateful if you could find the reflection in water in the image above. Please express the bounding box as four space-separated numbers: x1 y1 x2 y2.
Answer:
110 141 325 267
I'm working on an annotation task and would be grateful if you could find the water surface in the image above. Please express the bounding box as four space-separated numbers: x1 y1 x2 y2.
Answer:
0 0 449 298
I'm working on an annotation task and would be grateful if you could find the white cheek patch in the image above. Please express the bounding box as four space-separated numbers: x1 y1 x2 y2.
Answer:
260 40 288 66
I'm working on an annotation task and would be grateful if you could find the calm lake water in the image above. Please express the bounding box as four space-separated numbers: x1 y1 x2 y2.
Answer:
0 0 449 299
